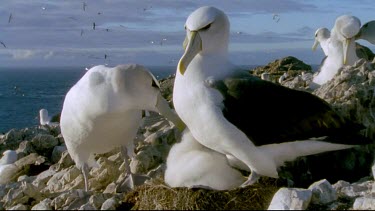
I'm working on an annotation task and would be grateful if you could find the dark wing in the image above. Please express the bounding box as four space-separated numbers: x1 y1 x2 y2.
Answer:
212 71 364 146
356 42 375 61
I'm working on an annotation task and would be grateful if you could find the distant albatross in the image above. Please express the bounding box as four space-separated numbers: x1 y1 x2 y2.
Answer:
173 6 370 187
313 15 375 86
61 64 185 191
312 28 330 56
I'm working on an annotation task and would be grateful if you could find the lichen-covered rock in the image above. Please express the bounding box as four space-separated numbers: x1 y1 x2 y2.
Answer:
251 56 312 84
31 134 59 156
308 179 337 204
268 188 312 210
313 59 375 139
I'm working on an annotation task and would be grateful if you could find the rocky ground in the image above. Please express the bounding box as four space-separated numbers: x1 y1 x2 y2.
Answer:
0 57 374 210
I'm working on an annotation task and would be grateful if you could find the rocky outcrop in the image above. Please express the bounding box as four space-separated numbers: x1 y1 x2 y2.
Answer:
251 56 313 84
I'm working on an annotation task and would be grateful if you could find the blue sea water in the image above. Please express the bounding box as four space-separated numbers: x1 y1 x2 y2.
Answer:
0 66 176 133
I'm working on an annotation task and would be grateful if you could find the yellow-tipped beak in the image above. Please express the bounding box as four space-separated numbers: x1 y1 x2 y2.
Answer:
343 38 351 65
178 31 202 75
312 39 319 51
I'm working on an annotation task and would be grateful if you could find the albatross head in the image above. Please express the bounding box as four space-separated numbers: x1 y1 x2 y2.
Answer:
312 28 330 51
332 15 361 64
178 6 230 75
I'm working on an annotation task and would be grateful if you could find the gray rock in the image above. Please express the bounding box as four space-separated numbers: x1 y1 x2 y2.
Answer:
32 168 56 190
333 180 351 193
79 203 96 210
353 196 375 210
7 204 28 210
101 197 120 210
268 188 312 210
50 189 88 210
16 140 36 158
17 175 36 183
308 179 337 204
55 151 75 170
89 157 121 191
103 182 117 194
31 198 52 210
89 194 109 209
339 181 372 198
31 134 58 154
130 127 179 174
51 145 67 163
1 129 24 150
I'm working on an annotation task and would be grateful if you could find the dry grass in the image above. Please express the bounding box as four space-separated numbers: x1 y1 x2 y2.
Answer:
120 177 281 210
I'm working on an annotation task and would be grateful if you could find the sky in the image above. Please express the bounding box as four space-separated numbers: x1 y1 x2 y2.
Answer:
0 0 374 68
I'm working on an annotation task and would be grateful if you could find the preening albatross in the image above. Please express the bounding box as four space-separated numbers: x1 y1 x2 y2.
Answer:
61 64 184 191
313 15 375 86
173 6 370 188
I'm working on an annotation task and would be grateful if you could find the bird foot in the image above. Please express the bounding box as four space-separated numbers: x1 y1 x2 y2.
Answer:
240 172 260 188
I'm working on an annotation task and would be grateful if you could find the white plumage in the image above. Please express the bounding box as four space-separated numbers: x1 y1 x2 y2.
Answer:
313 15 375 86
60 64 184 191
0 150 18 184
165 129 245 190
173 6 358 188
39 108 59 127
312 28 330 56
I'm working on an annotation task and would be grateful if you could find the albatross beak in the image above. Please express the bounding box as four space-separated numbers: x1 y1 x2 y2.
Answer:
178 31 202 75
343 38 352 65
155 93 186 131
312 39 319 51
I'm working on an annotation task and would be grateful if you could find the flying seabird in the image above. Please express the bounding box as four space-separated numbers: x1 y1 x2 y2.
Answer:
313 15 375 86
61 64 185 191
173 6 370 188
0 41 6 48
165 129 245 190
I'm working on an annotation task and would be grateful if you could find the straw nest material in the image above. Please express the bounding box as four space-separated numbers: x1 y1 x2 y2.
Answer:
120 177 280 210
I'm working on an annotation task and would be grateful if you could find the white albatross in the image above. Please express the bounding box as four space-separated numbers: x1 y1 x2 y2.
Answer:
313 15 375 86
165 129 245 190
60 64 185 191
173 6 369 187
0 150 18 184
39 109 59 127
312 28 330 56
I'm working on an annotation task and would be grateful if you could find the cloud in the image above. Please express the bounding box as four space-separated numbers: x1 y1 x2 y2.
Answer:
11 50 35 60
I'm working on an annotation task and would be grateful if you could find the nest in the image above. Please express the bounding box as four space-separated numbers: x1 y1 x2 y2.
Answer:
120 177 280 210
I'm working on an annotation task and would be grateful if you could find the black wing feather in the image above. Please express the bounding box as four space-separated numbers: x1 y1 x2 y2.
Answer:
213 71 364 146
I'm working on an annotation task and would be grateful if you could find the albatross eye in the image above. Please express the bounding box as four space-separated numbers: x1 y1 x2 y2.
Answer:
201 23 211 31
